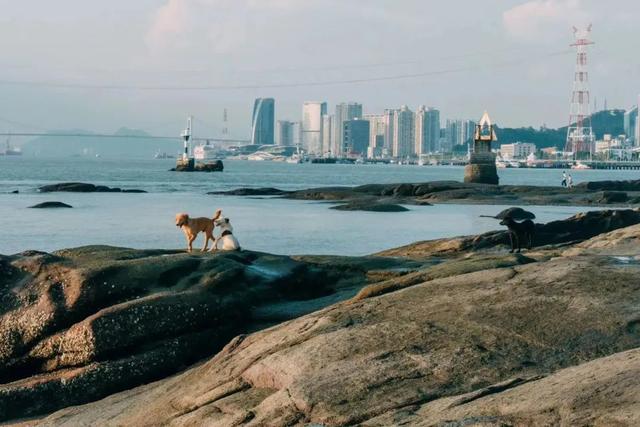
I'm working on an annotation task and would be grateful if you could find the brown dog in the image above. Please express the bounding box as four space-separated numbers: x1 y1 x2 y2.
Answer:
175 209 222 252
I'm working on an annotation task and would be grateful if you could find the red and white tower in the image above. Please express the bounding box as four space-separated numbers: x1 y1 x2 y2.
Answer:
565 25 595 157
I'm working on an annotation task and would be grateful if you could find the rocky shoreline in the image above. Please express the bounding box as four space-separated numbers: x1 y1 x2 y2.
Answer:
210 179 640 210
1 208 640 425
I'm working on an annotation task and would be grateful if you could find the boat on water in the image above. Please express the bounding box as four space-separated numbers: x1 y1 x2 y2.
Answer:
572 162 592 170
2 138 22 156
154 151 175 159
286 154 304 164
508 160 521 168
286 145 305 163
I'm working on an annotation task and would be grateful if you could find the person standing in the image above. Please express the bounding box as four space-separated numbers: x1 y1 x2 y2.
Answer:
567 174 573 189
561 171 567 187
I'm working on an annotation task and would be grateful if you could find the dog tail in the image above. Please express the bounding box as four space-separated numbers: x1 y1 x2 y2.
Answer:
212 209 222 221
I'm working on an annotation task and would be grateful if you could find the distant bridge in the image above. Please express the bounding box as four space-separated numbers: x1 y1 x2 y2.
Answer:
0 132 250 144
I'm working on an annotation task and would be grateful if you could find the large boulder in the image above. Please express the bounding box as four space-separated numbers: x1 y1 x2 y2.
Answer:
171 160 224 172
577 179 640 192
28 202 72 209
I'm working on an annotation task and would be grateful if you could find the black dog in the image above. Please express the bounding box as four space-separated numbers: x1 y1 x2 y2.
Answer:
499 217 535 253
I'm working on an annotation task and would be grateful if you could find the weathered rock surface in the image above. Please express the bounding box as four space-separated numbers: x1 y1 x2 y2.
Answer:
28 202 73 209
38 183 146 193
330 200 410 212
171 160 224 172
0 246 416 421
577 179 640 192
26 223 640 426
379 208 640 259
214 179 640 208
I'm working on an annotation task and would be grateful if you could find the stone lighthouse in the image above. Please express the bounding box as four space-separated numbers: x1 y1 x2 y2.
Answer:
464 111 499 185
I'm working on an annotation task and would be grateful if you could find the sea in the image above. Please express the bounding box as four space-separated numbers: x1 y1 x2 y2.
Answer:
1 157 638 256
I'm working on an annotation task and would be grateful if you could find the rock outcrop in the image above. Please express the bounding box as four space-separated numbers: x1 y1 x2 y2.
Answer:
25 223 640 426
379 208 640 259
171 160 224 172
330 200 410 212
38 183 146 193
214 179 640 208
0 246 416 421
28 202 73 209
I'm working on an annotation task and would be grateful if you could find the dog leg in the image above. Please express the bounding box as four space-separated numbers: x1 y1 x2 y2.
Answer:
515 233 521 253
210 238 218 252
508 232 514 253
187 235 196 253
202 235 209 252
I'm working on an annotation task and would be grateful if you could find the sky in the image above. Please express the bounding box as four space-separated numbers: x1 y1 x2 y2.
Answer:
0 0 638 139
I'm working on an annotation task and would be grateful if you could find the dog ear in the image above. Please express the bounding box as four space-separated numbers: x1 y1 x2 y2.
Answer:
225 218 229 223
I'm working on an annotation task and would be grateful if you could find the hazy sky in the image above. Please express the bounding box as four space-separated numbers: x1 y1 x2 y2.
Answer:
0 0 638 138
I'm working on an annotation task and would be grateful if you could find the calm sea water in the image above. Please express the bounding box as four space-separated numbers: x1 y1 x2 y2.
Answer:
1 157 636 255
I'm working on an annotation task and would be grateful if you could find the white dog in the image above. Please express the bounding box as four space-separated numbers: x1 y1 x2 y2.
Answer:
212 216 241 251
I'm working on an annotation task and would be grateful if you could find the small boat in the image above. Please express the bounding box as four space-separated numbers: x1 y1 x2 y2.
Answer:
508 160 521 168
571 162 592 170
154 151 175 159
286 154 303 164
286 145 304 164
3 138 22 156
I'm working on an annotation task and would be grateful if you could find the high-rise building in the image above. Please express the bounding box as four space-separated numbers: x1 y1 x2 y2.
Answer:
425 108 440 153
364 114 386 154
334 102 363 156
322 114 334 156
276 120 295 146
251 98 275 145
343 119 370 156
393 105 415 158
383 109 395 153
415 106 439 155
637 95 640 147
624 105 638 145
302 101 327 155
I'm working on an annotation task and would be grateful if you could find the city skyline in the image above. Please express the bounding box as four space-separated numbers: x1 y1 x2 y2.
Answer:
0 1 639 137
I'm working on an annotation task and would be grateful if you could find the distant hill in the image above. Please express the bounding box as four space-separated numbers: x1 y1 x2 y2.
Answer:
22 127 182 158
495 109 625 149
